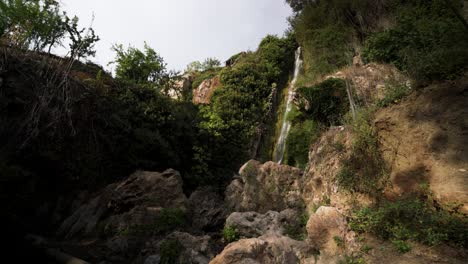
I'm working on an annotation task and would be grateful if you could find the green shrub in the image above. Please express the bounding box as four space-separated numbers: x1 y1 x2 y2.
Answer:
223 226 240 243
285 212 309 241
338 254 366 264
284 119 320 168
154 208 187 233
160 239 183 264
350 198 468 251
362 0 468 82
377 82 411 107
337 109 387 194
117 208 187 236
295 78 348 125
196 34 295 178
392 239 412 254
334 235 345 248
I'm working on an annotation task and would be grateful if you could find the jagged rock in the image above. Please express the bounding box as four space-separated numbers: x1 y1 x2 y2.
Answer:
58 169 188 238
210 234 315 264
225 209 300 238
325 63 407 104
188 188 227 232
225 160 304 213
168 74 193 99
192 76 220 104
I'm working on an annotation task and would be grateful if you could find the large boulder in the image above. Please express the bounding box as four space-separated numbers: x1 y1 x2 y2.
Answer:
225 160 304 213
58 169 188 238
210 234 315 264
225 209 300 238
188 187 227 232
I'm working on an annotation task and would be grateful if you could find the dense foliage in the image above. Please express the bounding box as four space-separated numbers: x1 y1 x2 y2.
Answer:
284 78 348 167
362 0 468 82
111 43 167 84
195 35 296 180
186 57 221 73
0 0 99 58
350 198 468 250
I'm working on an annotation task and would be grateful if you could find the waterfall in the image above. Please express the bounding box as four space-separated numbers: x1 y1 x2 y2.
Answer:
273 47 302 164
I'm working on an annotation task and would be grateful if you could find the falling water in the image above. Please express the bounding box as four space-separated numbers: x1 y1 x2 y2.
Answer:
273 47 303 164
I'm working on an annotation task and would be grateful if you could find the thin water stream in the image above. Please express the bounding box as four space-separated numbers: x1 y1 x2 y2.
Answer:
273 47 302 164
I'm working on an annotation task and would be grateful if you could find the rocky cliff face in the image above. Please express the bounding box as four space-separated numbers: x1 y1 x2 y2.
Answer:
53 64 467 264
192 76 220 104
211 68 468 263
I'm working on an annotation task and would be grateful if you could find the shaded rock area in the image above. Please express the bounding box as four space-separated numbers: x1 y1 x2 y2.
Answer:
188 188 227 233
55 170 226 263
192 76 220 104
58 169 188 239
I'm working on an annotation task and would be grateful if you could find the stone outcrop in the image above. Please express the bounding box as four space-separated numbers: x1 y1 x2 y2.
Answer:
58 169 188 239
192 76 220 104
225 209 300 238
56 169 201 263
325 63 408 105
168 73 193 100
225 160 304 213
188 188 227 232
210 234 315 264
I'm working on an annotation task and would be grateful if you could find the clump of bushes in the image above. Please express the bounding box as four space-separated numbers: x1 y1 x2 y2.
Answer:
377 82 411 107
295 78 348 125
222 226 240 243
160 239 183 264
362 0 468 82
284 78 348 167
196 34 296 177
285 212 309 241
284 119 319 169
337 109 387 194
117 208 187 236
350 198 468 252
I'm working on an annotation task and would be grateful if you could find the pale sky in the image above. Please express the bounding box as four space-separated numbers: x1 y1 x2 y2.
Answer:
58 0 292 72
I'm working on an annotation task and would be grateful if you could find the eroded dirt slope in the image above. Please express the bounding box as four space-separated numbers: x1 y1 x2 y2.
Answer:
376 76 468 214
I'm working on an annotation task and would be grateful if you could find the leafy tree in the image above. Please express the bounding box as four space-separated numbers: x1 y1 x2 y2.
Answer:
285 0 316 12
110 42 167 84
185 57 221 73
0 0 99 58
65 15 100 59
185 60 203 73
202 57 221 70
0 0 68 51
